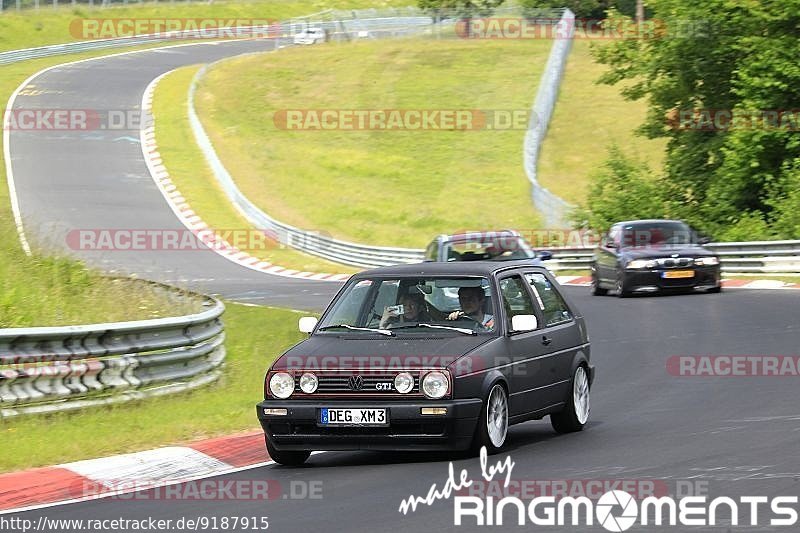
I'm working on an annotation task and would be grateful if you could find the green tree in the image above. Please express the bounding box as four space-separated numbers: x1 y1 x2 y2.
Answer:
519 0 642 19
418 0 506 17
592 0 800 239
571 146 666 230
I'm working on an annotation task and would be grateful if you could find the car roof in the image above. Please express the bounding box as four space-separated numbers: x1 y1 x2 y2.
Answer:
356 260 545 278
435 230 521 243
614 219 688 226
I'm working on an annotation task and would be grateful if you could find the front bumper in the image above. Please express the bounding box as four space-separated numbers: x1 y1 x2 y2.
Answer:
622 266 720 292
256 399 482 452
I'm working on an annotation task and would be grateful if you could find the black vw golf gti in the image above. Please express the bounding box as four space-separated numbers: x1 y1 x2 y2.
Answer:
257 261 593 465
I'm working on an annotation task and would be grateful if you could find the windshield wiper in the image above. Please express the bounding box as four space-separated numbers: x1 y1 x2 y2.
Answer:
318 324 394 336
388 323 476 335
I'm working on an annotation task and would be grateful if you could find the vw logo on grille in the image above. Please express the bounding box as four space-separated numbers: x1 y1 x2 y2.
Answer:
348 375 364 391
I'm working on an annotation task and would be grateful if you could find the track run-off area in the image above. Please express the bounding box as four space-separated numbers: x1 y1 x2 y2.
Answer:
5 38 800 532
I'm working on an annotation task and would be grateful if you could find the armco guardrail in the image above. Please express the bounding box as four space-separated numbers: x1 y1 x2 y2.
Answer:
0 16 432 66
542 241 800 274
0 27 273 66
523 8 575 229
184 22 433 269
0 294 225 418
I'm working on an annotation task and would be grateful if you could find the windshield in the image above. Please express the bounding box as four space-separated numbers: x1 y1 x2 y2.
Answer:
318 276 497 334
443 236 534 261
618 222 695 248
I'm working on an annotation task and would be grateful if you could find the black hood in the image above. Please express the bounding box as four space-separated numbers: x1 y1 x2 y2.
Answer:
620 244 715 259
272 334 494 371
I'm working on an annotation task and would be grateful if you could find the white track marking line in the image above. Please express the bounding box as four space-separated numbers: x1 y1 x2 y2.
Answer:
2 39 265 257
139 71 348 282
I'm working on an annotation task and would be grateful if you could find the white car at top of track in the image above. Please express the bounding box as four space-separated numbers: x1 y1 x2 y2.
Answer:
293 28 326 45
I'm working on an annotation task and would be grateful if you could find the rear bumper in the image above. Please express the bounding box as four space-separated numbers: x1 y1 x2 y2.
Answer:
256 399 482 452
622 266 720 292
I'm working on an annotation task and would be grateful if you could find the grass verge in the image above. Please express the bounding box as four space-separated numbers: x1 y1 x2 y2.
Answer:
194 37 553 248
0 0 410 52
152 65 359 274
0 303 304 472
536 40 667 205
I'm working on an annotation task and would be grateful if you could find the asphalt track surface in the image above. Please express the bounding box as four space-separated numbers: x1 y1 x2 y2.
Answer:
7 40 800 532
9 289 800 531
8 39 339 311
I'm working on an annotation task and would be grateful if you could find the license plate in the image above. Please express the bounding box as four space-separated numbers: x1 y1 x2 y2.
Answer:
662 270 695 279
319 408 388 426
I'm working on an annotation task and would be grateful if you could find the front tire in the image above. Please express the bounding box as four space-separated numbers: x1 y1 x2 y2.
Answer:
551 366 590 434
616 271 632 298
266 435 310 466
471 383 509 454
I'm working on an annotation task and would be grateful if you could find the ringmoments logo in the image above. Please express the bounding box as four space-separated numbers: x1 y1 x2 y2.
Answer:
453 491 799 529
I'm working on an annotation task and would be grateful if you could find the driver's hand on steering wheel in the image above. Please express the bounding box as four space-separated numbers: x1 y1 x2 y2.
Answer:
446 310 465 321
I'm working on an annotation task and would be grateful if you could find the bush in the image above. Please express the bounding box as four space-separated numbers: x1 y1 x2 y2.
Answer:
571 145 665 230
520 0 642 19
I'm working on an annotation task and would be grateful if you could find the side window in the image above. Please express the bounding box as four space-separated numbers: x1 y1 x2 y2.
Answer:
607 226 620 248
424 241 438 261
525 273 573 327
498 276 536 330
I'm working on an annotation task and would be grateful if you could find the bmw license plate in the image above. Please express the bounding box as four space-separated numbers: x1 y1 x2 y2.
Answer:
662 270 695 279
319 408 388 426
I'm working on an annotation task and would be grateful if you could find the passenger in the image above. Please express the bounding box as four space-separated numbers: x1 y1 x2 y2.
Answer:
446 286 494 329
379 291 430 329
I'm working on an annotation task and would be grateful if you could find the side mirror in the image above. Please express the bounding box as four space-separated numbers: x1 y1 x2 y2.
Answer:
537 250 553 261
298 316 318 334
511 314 538 333
605 241 617 249
697 236 711 245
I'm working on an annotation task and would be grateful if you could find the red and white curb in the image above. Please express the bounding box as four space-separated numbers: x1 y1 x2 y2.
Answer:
554 275 800 290
0 431 268 514
139 73 350 283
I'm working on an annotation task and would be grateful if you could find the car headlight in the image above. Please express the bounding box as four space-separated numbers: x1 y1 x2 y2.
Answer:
695 257 719 266
394 372 414 394
269 372 294 399
627 259 657 269
422 371 449 399
299 372 318 394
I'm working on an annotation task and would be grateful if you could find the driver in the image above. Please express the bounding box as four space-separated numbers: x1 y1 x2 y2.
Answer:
446 286 494 329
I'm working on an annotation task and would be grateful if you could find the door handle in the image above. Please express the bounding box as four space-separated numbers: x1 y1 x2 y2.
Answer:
541 336 552 346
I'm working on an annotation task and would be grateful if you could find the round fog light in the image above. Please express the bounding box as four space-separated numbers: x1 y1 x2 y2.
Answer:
394 372 414 394
269 372 294 399
299 372 318 394
422 371 448 399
